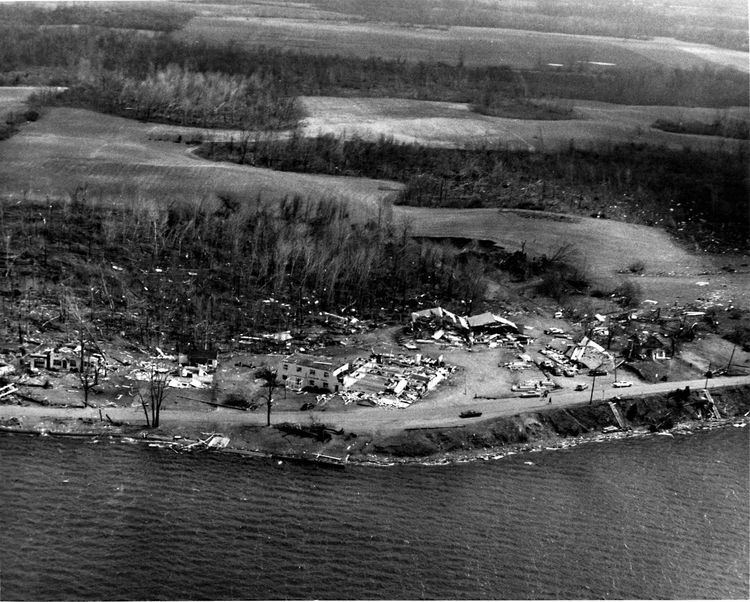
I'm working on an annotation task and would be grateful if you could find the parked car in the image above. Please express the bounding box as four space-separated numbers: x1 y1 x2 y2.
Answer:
574 383 589 391
613 381 633 388
588 369 608 377
520 390 541 398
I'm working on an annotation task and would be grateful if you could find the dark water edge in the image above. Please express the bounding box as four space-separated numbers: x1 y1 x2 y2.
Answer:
1 425 748 601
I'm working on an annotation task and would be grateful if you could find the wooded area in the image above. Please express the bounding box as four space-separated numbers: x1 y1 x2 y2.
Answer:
199 133 749 252
2 194 518 346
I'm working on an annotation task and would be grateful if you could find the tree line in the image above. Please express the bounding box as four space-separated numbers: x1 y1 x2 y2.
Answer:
58 64 302 130
0 3 194 32
1 26 747 115
198 133 749 252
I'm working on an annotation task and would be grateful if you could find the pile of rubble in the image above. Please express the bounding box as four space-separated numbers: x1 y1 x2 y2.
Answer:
340 352 456 409
235 307 368 354
405 306 530 350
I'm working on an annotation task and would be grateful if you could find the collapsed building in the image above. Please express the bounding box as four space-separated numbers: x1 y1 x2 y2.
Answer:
564 336 615 371
21 346 107 375
408 306 523 347
279 351 454 408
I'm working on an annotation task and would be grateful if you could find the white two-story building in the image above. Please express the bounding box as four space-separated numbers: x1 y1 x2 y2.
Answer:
279 354 349 392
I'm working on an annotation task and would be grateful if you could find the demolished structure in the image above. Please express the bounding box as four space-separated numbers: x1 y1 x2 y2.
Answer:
408 306 523 348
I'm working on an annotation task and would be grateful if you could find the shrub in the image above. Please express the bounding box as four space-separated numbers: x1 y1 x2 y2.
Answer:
613 280 642 307
627 260 645 274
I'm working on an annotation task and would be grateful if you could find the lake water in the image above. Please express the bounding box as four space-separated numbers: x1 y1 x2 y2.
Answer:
1 426 748 600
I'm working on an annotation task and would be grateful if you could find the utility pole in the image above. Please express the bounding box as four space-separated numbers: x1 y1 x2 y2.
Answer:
704 362 710 390
589 374 596 404
727 344 736 372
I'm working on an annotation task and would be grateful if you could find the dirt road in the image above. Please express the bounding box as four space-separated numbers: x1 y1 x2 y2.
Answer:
3 375 748 437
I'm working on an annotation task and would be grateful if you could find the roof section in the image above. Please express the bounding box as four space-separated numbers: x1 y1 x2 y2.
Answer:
467 312 517 330
283 354 347 371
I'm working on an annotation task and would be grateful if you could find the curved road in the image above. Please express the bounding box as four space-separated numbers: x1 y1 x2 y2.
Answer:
2 375 748 436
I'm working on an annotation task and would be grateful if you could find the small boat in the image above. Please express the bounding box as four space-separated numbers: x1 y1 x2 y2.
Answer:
460 410 482 419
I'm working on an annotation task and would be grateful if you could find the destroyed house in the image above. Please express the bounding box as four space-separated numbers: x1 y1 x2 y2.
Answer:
566 337 614 371
181 349 219 369
279 354 349 392
627 333 671 361
411 307 469 330
25 352 49 370
23 348 105 373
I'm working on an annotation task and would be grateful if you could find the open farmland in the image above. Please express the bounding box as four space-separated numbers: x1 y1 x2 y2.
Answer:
0 106 402 221
177 15 748 72
300 96 749 150
0 86 40 115
396 207 750 309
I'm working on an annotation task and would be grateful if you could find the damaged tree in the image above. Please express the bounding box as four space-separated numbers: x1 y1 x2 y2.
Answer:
67 294 102 407
77 330 101 408
255 368 282 427
138 364 170 428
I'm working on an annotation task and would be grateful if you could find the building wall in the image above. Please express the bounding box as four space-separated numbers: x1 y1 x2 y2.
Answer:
279 361 343 392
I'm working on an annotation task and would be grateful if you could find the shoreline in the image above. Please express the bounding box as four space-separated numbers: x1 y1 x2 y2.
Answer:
2 383 748 467
2 415 747 468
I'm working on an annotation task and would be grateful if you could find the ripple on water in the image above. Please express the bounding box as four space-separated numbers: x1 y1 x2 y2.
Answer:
0 426 748 600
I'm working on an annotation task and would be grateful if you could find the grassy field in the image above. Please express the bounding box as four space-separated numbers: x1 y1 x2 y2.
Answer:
177 14 748 72
300 96 749 150
0 106 402 221
395 206 750 308
0 86 40 115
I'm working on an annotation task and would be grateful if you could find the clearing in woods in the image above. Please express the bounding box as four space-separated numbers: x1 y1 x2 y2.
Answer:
395 206 750 308
300 96 749 150
0 106 402 220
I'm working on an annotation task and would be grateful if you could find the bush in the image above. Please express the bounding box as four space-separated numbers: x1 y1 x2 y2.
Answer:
627 260 645 274
613 280 642 307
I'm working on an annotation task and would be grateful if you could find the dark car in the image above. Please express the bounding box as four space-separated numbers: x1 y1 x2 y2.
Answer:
588 369 608 377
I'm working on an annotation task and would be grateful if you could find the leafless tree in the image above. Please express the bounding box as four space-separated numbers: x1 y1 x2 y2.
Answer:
138 364 170 428
255 368 282 427
67 295 102 407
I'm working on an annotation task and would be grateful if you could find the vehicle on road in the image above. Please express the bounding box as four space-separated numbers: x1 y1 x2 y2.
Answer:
460 410 483 418
520 390 541 398
588 369 608 376
574 383 589 391
612 381 633 388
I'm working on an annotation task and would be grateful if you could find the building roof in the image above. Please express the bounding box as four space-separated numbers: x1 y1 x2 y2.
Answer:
283 354 347 371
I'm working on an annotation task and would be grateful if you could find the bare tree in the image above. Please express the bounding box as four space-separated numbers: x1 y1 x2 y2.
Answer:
138 364 170 428
255 367 282 427
67 295 102 407
77 326 101 408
